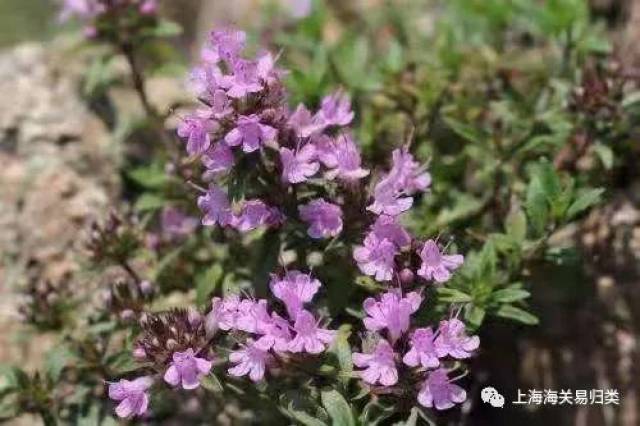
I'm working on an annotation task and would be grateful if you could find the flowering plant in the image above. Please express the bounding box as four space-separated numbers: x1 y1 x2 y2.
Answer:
3 1 636 425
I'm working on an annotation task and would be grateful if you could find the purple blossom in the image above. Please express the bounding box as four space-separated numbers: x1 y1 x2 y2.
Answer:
288 104 324 138
389 147 432 194
177 112 214 156
225 115 277 153
163 349 212 390
270 271 321 319
254 312 292 352
353 234 398 282
188 64 223 99
367 147 431 216
417 368 466 410
209 28 246 64
370 215 411 248
234 299 271 334
322 134 369 182
352 340 398 386
108 377 152 418
367 178 414 216
403 327 440 369
317 90 354 128
228 341 271 382
280 144 320 184
221 59 264 98
362 291 422 342
161 207 198 239
417 240 464 283
299 199 343 239
207 295 242 332
232 200 281 232
434 318 479 359
288 310 335 354
139 0 157 15
285 0 312 18
202 143 234 177
197 186 234 227
59 0 103 21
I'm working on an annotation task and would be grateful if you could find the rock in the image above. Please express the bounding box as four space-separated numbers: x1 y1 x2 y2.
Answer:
0 43 119 367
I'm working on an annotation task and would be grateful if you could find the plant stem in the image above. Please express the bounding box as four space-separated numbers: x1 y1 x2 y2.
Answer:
121 43 157 119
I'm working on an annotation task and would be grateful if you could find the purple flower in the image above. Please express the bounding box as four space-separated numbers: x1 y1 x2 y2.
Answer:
59 0 103 21
225 115 277 153
389 147 432 194
434 318 479 359
285 0 312 18
367 179 414 216
139 0 157 15
403 327 440 369
322 134 369 182
367 147 431 216
362 291 422 342
108 377 152 418
353 340 398 386
288 310 335 354
254 312 292 352
177 112 214 156
417 240 464 283
197 186 234 227
370 215 411 248
280 144 320 184
221 59 264 98
270 271 321 319
299 199 343 239
163 349 212 390
202 143 234 177
353 234 398 282
210 28 246 64
228 341 271 382
317 90 354 128
188 65 224 100
288 104 324 138
232 200 281 232
234 299 271 334
207 295 242 332
417 368 466 410
161 207 198 239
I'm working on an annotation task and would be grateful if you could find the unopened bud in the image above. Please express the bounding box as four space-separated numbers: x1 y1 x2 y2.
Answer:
399 268 415 284
139 280 154 296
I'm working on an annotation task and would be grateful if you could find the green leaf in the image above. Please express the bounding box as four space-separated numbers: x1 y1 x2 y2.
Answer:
45 345 77 382
0 365 28 393
128 165 168 189
286 407 328 426
495 305 539 325
592 143 614 170
505 207 527 242
567 188 604 219
492 288 530 304
150 20 183 38
320 390 355 426
134 193 165 212
201 372 223 393
196 264 223 306
436 287 472 303
329 327 353 386
464 305 486 328
525 177 548 235
443 117 485 144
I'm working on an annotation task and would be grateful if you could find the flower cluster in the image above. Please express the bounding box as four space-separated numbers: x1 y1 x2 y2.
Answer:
354 290 479 410
354 149 463 284
107 270 333 418
178 28 367 237
59 0 158 38
207 270 335 382
104 26 477 420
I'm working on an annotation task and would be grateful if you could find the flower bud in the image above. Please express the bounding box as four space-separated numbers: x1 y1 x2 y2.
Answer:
399 268 415 284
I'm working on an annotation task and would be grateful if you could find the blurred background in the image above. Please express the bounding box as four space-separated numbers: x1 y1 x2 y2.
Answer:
1 1 640 425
